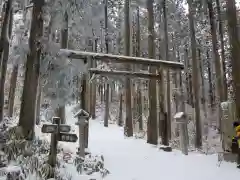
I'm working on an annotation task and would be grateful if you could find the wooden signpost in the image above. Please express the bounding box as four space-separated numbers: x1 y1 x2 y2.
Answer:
74 109 90 158
41 124 71 133
41 117 78 167
59 133 78 142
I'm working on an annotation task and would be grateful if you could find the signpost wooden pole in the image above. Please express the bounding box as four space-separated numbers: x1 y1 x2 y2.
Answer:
48 117 60 167
41 117 78 168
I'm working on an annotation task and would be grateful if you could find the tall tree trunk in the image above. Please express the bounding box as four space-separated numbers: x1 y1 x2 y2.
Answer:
187 0 202 148
117 2 123 127
83 38 93 148
35 78 41 125
0 0 12 122
104 83 110 127
198 49 207 117
136 6 143 131
172 35 179 113
216 0 228 100
104 0 110 127
226 0 240 118
163 0 171 143
206 50 214 110
0 0 12 68
184 48 193 106
90 38 97 119
176 48 184 136
8 64 18 117
19 0 44 140
124 0 133 137
226 0 240 165
207 0 225 131
118 92 123 126
55 11 68 124
147 0 158 145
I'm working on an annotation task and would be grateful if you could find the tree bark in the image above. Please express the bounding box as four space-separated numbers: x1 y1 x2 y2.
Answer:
104 83 110 127
0 0 12 68
19 0 44 140
118 93 123 126
216 0 228 100
90 38 97 119
136 6 143 131
55 11 68 124
103 0 110 127
163 0 171 142
207 0 225 130
197 49 206 117
226 0 240 165
35 78 41 125
206 50 214 110
147 0 158 145
8 64 18 117
0 0 12 122
187 0 202 148
124 0 133 137
226 0 240 119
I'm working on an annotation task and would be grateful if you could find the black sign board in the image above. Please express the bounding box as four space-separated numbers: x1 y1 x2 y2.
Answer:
41 124 71 133
59 133 78 142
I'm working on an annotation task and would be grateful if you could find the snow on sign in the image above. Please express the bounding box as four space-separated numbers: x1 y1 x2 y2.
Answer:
59 125 71 132
41 124 57 133
74 109 89 119
41 124 71 133
174 112 185 119
174 112 186 123
59 133 78 142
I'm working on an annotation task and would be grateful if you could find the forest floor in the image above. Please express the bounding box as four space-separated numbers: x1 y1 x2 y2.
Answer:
35 105 240 180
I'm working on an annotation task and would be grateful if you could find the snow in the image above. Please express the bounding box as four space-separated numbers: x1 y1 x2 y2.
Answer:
174 111 185 119
43 105 240 180
4 164 21 173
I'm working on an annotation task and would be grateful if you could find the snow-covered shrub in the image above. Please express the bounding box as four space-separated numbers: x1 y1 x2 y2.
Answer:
2 126 27 161
0 125 55 179
74 154 109 178
5 165 27 180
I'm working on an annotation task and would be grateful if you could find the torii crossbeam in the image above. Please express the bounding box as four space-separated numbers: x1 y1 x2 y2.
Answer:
89 68 161 79
60 49 184 70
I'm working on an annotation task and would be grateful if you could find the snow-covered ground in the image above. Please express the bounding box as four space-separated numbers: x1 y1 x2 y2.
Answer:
39 106 240 180
0 105 232 180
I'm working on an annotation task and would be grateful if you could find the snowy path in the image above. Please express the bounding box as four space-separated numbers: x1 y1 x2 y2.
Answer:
60 107 240 179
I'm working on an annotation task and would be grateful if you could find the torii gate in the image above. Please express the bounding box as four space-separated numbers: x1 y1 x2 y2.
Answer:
59 49 184 145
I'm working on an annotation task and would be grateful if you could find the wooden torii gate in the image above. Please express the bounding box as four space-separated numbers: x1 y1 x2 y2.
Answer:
60 49 184 144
